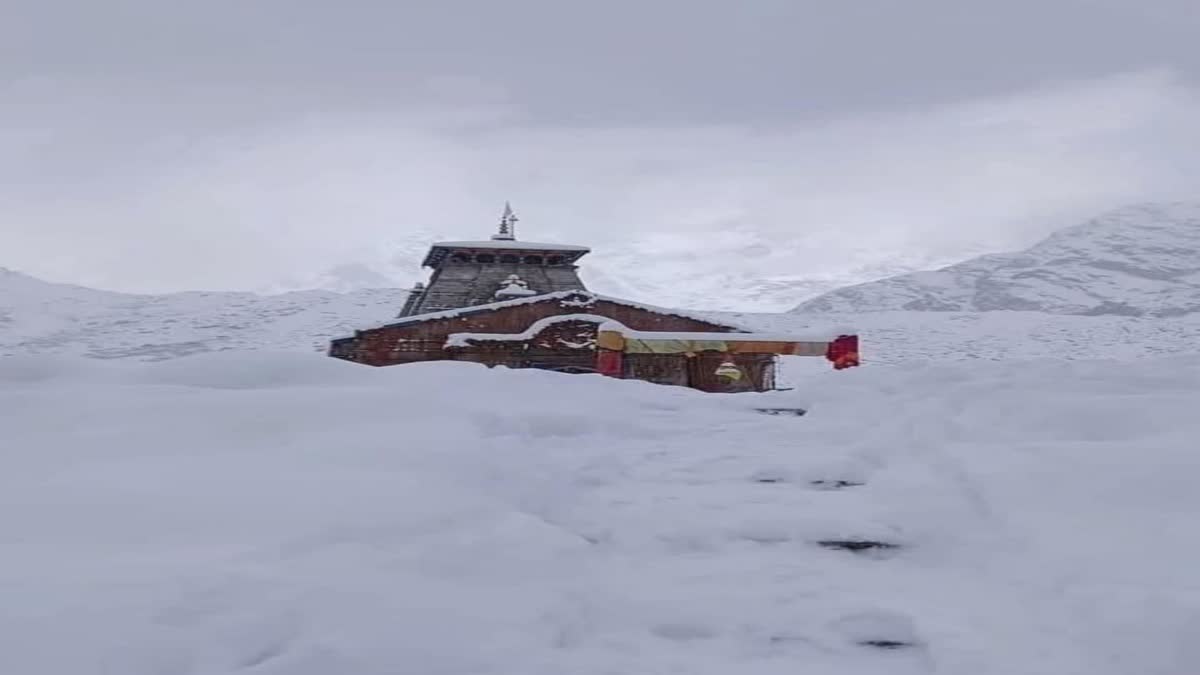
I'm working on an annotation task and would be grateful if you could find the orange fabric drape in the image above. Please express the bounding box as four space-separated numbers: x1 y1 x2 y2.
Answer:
596 349 624 377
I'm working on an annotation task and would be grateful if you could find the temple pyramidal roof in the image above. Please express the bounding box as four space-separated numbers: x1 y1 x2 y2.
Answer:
420 203 591 268
428 240 590 251
420 239 591 268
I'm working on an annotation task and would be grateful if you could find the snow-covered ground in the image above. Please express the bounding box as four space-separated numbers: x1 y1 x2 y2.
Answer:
723 310 1200 365
8 264 1200 365
0 267 406 360
4 199 1198 672
3 351 1198 674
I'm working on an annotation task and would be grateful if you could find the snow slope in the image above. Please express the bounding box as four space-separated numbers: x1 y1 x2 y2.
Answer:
581 228 969 313
721 310 1200 365
7 265 1200 365
793 202 1200 316
258 225 971 313
3 352 1198 674
0 268 406 360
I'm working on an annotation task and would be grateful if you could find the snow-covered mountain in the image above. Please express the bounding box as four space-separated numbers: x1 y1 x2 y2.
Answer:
0 268 406 360
6 200 1200 362
257 225 977 313
793 202 1200 316
580 228 974 312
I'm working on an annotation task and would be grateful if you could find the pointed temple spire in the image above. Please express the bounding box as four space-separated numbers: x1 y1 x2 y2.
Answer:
492 201 518 241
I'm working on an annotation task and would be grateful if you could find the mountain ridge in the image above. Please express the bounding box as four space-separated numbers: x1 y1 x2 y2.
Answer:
5 201 1200 362
0 267 407 360
792 202 1200 316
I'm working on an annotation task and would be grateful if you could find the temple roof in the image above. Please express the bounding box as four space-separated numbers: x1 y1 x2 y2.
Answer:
378 290 749 332
421 240 591 267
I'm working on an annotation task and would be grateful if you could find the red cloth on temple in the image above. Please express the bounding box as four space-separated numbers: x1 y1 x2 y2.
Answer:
596 349 624 377
825 335 861 370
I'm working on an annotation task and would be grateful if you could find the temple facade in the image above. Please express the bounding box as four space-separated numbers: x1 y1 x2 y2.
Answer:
397 203 590 316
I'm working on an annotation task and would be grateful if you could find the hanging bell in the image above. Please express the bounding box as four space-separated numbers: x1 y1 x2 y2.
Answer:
714 361 742 381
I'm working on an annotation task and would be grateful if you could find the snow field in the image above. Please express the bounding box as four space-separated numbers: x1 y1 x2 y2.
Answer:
2 352 1199 674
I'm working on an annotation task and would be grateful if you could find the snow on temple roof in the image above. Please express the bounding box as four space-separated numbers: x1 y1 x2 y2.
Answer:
377 290 751 332
598 325 858 343
444 314 632 347
430 240 590 252
494 274 538 299
421 240 591 268
444 315 857 348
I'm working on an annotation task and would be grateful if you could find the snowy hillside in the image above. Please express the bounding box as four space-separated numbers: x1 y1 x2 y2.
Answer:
581 230 968 313
0 268 406 360
3 352 1198 674
722 310 1200 365
255 224 974 313
793 202 1200 316
7 265 1200 365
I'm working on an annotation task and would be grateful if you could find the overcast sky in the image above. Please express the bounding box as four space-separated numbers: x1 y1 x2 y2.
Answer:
2 0 1199 293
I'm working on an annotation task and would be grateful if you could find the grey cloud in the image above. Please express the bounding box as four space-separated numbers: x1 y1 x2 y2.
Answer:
5 0 1198 123
1 1 1198 296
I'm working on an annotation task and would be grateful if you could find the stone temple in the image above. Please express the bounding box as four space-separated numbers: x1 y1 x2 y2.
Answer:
397 203 591 317
330 204 860 392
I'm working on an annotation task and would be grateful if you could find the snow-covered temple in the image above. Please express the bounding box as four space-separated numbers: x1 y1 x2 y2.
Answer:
329 205 858 392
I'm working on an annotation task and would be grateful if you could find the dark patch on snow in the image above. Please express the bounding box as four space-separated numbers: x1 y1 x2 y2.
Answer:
753 407 807 417
809 479 864 490
766 633 818 648
749 468 792 484
817 539 899 553
858 639 913 649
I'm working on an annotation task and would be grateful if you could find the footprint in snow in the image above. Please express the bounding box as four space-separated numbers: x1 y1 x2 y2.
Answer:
816 539 902 558
808 479 865 490
749 468 855 486
829 610 926 652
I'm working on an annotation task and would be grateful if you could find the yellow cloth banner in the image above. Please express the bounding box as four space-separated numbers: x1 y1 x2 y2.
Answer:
597 330 831 357
596 331 626 351
622 338 730 354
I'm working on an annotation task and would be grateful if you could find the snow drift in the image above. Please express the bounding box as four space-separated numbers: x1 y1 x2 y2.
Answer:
0 267 407 361
2 352 1198 674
